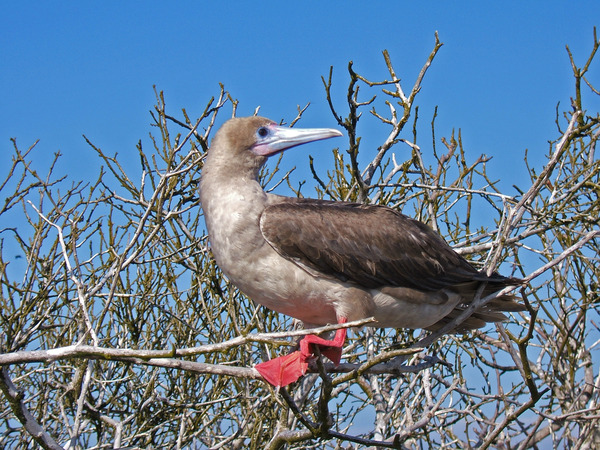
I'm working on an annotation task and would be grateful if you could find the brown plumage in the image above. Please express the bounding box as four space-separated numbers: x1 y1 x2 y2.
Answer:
200 116 524 386
260 199 524 332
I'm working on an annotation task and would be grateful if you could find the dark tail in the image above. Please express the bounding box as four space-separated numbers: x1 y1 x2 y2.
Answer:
427 275 525 332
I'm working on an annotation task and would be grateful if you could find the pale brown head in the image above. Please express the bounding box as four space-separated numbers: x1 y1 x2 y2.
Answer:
205 116 343 177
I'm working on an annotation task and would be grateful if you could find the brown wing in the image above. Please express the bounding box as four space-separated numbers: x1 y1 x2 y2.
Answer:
260 199 497 291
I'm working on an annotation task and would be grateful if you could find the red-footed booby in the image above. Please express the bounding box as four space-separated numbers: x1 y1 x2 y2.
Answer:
200 116 523 387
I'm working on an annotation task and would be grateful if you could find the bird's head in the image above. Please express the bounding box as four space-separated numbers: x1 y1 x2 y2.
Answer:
206 116 343 175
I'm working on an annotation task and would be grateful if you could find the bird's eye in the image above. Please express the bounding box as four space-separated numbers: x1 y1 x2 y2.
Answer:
257 127 269 138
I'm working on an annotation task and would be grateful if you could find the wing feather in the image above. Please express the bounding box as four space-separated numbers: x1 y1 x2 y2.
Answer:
260 199 487 291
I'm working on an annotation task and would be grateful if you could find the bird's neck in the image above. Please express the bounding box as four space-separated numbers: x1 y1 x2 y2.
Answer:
201 158 268 217
201 176 266 216
199 163 270 271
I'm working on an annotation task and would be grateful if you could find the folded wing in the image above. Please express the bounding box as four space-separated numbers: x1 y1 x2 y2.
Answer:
260 199 508 292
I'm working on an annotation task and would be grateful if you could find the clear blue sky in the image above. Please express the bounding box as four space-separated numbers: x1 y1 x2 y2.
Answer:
1 2 599 193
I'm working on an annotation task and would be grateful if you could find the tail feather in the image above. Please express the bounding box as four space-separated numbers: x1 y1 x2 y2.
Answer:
426 275 525 332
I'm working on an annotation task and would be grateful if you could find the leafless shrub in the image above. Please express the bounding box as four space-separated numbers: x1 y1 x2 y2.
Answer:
1 31 598 449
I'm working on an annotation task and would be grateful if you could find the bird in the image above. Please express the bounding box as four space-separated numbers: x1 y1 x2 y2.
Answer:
199 116 524 387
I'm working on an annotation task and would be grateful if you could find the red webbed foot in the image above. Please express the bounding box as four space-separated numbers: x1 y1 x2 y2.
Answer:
255 318 348 387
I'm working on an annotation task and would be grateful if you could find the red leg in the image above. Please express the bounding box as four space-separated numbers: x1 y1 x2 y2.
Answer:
255 317 348 387
298 319 347 365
